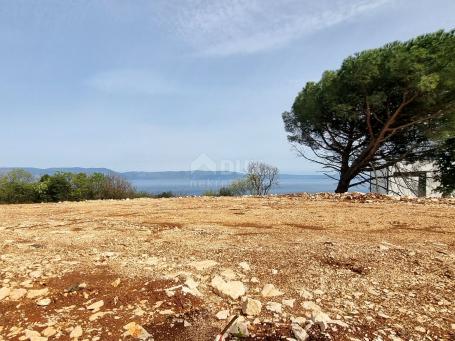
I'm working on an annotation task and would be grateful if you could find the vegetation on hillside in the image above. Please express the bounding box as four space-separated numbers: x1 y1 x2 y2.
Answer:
0 169 142 204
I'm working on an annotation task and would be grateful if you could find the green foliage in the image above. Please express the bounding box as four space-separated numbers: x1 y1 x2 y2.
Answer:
283 30 455 192
202 189 219 197
152 191 174 198
0 169 36 203
435 138 455 197
0 170 142 204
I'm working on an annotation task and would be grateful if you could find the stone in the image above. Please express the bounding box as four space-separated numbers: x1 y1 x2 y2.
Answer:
282 299 295 308
261 284 284 297
159 309 175 315
37 298 51 306
414 326 426 333
215 310 230 320
271 269 278 275
182 277 202 296
87 300 104 311
29 270 43 279
290 316 307 325
292 323 309 341
30 336 48 341
301 301 321 312
111 278 121 287
184 277 198 290
123 322 152 340
89 311 109 321
311 311 331 331
210 275 246 300
42 327 57 337
0 287 11 300
24 329 41 339
69 325 83 339
299 289 313 300
242 298 262 316
239 262 250 271
220 269 237 280
189 260 218 271
10 288 27 300
250 277 260 283
266 302 282 314
27 288 49 299
227 318 249 337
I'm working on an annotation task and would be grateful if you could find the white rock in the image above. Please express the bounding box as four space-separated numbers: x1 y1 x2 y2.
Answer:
266 302 282 314
184 277 198 290
111 278 121 287
311 311 331 331
220 269 237 280
292 323 309 341
123 322 152 340
90 311 109 321
299 289 313 300
10 288 27 300
29 270 43 279
282 299 295 308
27 288 49 299
159 309 175 315
210 276 246 300
42 327 56 337
69 325 83 339
301 301 321 312
227 318 249 337
86 300 104 311
271 269 278 275
261 284 284 297
239 262 250 271
189 260 218 271
242 298 262 316
24 329 41 339
0 287 11 300
250 277 260 283
37 298 51 306
216 310 230 320
290 316 307 325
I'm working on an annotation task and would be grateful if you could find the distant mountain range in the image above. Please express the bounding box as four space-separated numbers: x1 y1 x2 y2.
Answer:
0 167 322 181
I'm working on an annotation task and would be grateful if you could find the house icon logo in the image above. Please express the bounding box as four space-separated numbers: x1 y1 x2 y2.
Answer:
190 153 217 172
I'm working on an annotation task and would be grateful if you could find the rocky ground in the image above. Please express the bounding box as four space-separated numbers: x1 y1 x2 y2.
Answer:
0 193 454 341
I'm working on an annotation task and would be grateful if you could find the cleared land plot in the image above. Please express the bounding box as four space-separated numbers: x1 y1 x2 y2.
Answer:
0 194 454 340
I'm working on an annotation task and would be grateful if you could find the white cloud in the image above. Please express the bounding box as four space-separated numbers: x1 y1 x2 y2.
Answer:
155 0 391 56
87 69 177 95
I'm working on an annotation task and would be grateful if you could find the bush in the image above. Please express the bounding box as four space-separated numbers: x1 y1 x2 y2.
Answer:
0 169 36 203
0 170 141 204
153 191 174 198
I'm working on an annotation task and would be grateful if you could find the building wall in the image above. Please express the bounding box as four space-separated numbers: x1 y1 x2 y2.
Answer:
370 162 442 197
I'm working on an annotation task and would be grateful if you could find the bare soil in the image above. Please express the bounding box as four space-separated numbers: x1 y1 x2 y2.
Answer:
0 193 454 340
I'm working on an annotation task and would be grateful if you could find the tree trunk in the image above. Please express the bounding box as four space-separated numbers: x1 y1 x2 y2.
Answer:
335 175 351 193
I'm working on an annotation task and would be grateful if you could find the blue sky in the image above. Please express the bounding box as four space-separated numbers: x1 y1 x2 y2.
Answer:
0 0 453 173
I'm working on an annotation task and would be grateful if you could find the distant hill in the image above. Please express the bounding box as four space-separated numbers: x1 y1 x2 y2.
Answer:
0 167 322 181
0 167 117 177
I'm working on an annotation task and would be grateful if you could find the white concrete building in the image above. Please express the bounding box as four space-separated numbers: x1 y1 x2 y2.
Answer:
370 161 442 197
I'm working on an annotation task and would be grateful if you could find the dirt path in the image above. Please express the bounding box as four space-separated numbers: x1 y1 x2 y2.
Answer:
0 194 454 340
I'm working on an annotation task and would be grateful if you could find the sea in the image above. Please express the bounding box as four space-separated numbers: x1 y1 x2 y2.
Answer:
129 175 368 196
